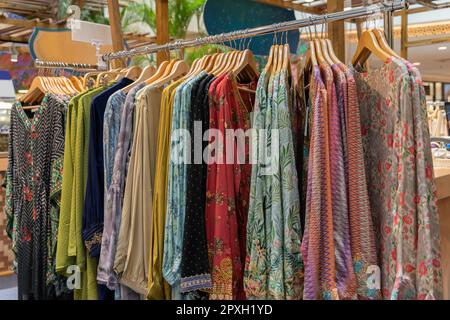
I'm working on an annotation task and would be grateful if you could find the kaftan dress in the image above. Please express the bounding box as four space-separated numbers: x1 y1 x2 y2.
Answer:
6 94 68 299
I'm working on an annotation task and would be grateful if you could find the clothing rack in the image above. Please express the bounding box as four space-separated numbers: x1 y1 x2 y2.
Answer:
34 59 101 71
103 0 407 62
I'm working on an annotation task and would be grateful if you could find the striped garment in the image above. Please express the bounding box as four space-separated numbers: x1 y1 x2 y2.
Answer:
339 63 379 299
329 64 357 299
302 65 338 300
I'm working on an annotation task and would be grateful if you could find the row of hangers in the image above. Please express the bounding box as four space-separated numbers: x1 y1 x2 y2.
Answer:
20 65 147 108
120 42 259 95
302 21 400 78
22 41 261 109
22 18 399 109
20 75 84 106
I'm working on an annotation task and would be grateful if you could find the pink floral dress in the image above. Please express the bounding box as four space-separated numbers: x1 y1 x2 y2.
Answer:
352 57 442 300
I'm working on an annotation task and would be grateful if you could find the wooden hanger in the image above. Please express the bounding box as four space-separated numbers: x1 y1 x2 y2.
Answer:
235 49 254 81
276 42 285 73
184 55 206 78
232 49 258 80
145 60 169 85
199 55 212 72
52 77 68 94
264 44 276 75
218 50 236 75
282 44 292 78
304 41 318 77
211 52 226 76
223 49 241 75
70 76 84 92
185 57 201 77
60 77 77 94
271 45 279 75
352 30 392 67
20 76 50 104
324 39 341 64
320 39 335 65
122 64 156 93
372 28 401 59
124 66 143 80
204 53 218 73
313 39 327 65
152 60 189 88
45 77 59 94
160 58 179 78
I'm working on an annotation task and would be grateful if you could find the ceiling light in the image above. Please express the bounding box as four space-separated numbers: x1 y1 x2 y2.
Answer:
18 90 28 94
413 62 421 66
438 46 448 50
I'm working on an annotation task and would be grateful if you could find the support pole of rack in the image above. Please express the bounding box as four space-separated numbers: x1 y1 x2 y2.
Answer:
400 7 408 59
107 0 125 68
383 10 394 49
156 0 170 65
327 0 346 62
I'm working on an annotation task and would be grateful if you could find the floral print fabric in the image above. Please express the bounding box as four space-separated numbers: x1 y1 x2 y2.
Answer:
245 68 304 300
205 73 255 300
353 57 442 300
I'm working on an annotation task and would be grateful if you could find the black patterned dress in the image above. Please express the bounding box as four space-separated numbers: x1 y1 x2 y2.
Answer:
5 94 69 300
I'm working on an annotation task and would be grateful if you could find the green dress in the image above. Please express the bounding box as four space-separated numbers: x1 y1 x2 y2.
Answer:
56 87 106 300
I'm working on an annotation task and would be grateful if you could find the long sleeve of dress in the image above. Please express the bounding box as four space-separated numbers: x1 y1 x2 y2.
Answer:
47 95 69 296
5 107 15 253
56 96 79 273
404 62 442 299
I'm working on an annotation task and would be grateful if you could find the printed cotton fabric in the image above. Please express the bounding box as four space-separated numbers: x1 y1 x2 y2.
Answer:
353 57 442 300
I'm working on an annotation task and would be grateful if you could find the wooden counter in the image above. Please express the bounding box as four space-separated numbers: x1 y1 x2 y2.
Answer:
435 167 450 300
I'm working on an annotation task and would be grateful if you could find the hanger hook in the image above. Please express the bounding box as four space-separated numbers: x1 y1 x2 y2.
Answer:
238 31 243 51
323 14 329 39
273 25 276 46
272 30 276 46
307 16 312 39
307 19 312 41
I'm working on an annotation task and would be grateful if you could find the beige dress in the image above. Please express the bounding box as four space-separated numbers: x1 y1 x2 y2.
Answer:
114 85 162 295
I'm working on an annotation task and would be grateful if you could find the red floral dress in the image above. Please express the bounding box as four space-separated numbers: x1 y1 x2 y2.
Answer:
205 73 255 299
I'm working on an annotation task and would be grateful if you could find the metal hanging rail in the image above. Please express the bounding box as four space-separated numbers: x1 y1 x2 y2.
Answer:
103 0 407 62
34 59 101 71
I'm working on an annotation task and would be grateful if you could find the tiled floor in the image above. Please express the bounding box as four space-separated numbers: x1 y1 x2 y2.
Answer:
0 274 17 300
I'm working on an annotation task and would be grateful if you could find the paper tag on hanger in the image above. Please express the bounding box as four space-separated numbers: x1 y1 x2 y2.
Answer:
71 20 112 45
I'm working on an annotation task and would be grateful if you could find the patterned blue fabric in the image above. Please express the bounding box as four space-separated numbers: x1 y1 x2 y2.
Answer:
103 90 127 193
163 72 206 300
